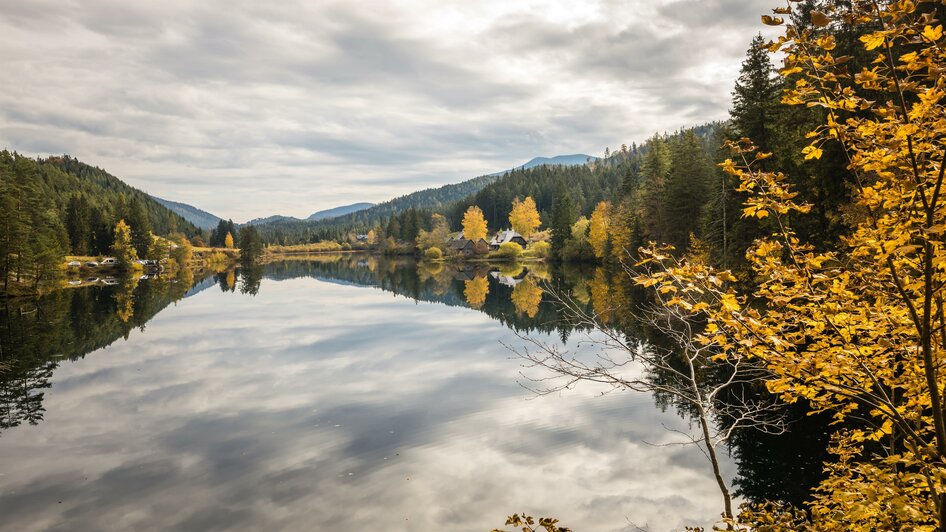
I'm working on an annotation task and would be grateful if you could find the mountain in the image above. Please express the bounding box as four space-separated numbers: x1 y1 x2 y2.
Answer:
521 154 596 169
152 197 222 230
487 154 597 176
307 202 375 221
250 153 598 243
246 215 302 226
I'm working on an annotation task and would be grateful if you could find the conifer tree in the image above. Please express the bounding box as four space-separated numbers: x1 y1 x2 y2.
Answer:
65 194 91 255
550 186 576 260
730 34 779 153
126 197 152 258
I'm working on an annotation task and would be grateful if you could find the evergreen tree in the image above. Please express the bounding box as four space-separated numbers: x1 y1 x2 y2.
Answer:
550 186 576 260
211 219 229 247
89 206 113 255
731 34 779 153
400 208 420 242
636 134 671 243
239 226 264 263
65 194 91 255
661 130 714 252
126 197 153 258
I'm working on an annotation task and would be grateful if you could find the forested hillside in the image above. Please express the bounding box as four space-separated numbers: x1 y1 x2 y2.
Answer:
253 173 501 244
0 152 199 293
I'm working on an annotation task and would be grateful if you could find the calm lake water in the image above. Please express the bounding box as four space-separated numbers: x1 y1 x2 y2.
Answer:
0 256 826 531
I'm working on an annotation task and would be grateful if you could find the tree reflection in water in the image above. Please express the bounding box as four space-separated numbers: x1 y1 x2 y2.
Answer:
0 254 829 509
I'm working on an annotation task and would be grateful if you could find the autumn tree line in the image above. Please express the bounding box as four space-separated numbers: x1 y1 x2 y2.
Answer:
618 1 946 529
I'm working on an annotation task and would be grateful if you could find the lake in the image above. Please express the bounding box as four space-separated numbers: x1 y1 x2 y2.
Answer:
0 256 827 531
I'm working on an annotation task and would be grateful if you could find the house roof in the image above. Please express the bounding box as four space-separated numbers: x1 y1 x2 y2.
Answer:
489 230 526 246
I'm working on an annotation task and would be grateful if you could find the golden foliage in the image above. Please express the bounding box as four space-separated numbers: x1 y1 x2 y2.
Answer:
589 201 611 259
462 206 488 241
509 196 541 238
464 275 489 309
224 232 234 249
638 2 946 527
511 277 543 318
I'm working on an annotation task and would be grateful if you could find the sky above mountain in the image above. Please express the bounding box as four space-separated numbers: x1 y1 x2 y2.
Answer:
0 0 780 222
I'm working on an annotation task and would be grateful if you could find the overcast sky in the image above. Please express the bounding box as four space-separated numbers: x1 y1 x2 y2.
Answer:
0 0 779 222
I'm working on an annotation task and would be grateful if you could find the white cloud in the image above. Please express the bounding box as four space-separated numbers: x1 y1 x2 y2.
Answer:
0 0 781 221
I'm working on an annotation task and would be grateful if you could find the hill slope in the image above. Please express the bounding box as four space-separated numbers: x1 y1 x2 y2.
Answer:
9 153 198 236
153 197 222 230
307 202 375 221
253 154 596 243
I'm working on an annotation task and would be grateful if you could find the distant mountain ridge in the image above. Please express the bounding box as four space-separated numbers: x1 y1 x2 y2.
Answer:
307 202 375 221
153 197 222 230
246 215 300 226
494 154 597 175
250 153 598 242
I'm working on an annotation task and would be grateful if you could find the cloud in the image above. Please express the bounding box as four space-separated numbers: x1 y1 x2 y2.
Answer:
0 0 782 221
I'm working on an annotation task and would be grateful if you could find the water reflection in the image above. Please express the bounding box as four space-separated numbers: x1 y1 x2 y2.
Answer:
0 255 825 531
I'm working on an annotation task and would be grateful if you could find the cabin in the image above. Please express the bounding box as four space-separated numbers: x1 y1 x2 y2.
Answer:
489 230 527 250
447 234 490 256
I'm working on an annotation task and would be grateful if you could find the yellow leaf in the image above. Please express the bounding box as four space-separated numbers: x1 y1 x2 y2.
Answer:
721 293 741 313
923 25 943 42
860 32 886 51
803 145 823 160
761 15 784 26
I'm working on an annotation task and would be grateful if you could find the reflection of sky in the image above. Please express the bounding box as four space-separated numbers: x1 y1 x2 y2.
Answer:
0 275 736 531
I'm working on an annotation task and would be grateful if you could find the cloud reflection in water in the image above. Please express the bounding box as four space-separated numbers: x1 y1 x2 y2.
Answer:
0 275 735 531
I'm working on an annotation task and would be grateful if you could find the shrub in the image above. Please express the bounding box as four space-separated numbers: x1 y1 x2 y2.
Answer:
425 247 443 260
491 242 522 260
527 241 551 259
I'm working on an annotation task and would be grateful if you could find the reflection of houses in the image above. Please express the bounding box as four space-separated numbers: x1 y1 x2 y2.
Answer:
489 229 527 250
447 232 490 256
489 271 521 287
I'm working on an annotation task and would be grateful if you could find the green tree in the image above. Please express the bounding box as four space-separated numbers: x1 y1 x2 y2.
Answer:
65 194 91 255
126 197 153 258
730 34 779 152
661 130 714 252
550 186 576 260
238 225 264 263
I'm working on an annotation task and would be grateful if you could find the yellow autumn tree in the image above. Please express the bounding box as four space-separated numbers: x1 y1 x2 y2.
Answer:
509 196 541 238
589 201 611 260
462 206 488 241
464 275 489 308
110 219 139 269
224 232 234 249
637 3 946 527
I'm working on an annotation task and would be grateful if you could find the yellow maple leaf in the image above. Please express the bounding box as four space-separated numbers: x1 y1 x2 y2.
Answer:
860 32 885 50
720 293 741 312
923 25 943 42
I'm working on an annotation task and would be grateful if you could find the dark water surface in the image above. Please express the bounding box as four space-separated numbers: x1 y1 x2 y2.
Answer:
0 256 825 531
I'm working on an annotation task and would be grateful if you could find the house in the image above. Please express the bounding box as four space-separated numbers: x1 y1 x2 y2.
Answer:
447 235 490 256
489 229 527 250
